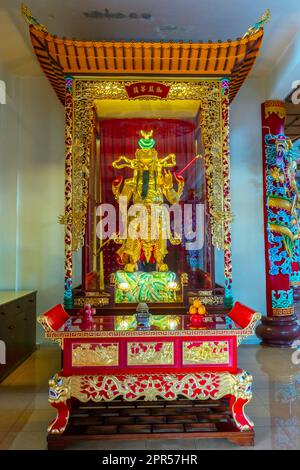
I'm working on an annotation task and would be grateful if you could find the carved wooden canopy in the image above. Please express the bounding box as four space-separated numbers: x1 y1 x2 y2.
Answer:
24 7 268 105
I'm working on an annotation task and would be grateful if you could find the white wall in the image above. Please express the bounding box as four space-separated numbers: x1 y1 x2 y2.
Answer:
0 64 65 341
230 78 267 315
0 63 19 289
17 76 65 314
268 29 300 100
215 78 267 343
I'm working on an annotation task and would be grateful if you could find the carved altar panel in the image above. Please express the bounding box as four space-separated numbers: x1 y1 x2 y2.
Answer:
72 342 119 367
127 342 174 365
183 340 229 365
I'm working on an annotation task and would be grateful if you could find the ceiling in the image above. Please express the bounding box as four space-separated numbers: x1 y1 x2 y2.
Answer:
1 0 300 79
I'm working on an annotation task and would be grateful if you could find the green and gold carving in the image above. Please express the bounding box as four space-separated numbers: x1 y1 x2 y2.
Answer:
115 270 178 303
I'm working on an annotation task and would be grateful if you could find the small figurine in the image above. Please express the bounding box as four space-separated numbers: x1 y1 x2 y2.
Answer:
135 302 151 330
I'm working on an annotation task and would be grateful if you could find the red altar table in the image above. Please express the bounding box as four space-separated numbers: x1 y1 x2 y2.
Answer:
39 303 260 448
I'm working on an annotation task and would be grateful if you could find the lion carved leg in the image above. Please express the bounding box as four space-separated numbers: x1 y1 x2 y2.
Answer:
48 374 71 434
227 371 254 432
229 395 254 431
48 400 70 434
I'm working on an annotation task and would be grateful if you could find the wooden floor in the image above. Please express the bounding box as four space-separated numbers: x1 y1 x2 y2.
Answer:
48 398 254 449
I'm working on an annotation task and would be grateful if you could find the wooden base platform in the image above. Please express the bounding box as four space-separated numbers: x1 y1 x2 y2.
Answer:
47 398 254 449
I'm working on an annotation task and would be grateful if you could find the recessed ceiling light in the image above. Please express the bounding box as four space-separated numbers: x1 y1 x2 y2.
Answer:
156 25 192 34
83 10 153 20
129 12 138 19
156 25 177 32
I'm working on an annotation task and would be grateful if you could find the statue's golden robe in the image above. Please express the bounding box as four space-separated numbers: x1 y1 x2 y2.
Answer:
112 131 184 272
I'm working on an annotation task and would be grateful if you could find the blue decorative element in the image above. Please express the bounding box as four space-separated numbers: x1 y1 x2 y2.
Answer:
64 277 73 309
291 236 300 285
225 316 233 329
187 250 201 269
224 276 232 295
221 77 230 95
265 132 300 316
224 276 233 308
293 236 300 263
49 389 56 399
65 76 73 93
268 235 291 275
271 289 294 309
291 269 300 284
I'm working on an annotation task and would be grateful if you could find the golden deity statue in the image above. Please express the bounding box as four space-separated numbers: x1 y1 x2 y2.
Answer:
112 130 184 273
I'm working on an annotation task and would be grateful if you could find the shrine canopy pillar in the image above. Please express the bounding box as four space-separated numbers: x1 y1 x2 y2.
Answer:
256 100 300 347
62 76 74 308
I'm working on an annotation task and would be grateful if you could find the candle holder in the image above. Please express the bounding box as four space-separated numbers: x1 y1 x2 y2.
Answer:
166 281 179 301
118 281 130 302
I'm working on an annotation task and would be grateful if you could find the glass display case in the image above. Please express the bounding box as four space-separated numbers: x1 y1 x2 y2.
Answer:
72 88 225 309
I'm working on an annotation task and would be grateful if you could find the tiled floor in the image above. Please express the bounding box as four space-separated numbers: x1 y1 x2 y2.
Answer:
0 343 300 450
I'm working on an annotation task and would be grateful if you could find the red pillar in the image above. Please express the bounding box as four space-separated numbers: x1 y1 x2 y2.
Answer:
256 100 300 347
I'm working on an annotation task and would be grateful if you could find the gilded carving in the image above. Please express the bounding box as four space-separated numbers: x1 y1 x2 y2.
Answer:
127 342 174 365
73 296 110 307
272 307 294 317
49 374 71 403
72 343 119 367
221 78 233 304
236 312 262 345
68 370 253 431
47 370 253 432
37 315 63 348
62 78 74 307
242 9 270 38
189 295 224 305
183 341 229 364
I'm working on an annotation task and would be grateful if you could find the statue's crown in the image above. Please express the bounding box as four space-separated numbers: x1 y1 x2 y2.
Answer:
138 129 155 149
141 130 153 140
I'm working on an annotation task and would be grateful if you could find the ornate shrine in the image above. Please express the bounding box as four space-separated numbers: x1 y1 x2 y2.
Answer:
22 5 271 448
22 5 270 311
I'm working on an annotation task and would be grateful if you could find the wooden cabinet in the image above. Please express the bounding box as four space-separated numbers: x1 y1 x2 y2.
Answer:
0 291 37 382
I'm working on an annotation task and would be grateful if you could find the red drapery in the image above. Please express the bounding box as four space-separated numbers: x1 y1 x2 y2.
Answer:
97 118 196 281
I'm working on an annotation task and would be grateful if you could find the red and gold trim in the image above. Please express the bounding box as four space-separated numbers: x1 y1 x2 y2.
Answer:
61 334 238 376
272 306 294 317
47 370 253 433
221 78 233 305
264 100 286 120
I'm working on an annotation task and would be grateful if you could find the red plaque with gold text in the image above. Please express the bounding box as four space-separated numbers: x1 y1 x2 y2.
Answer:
125 82 170 99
